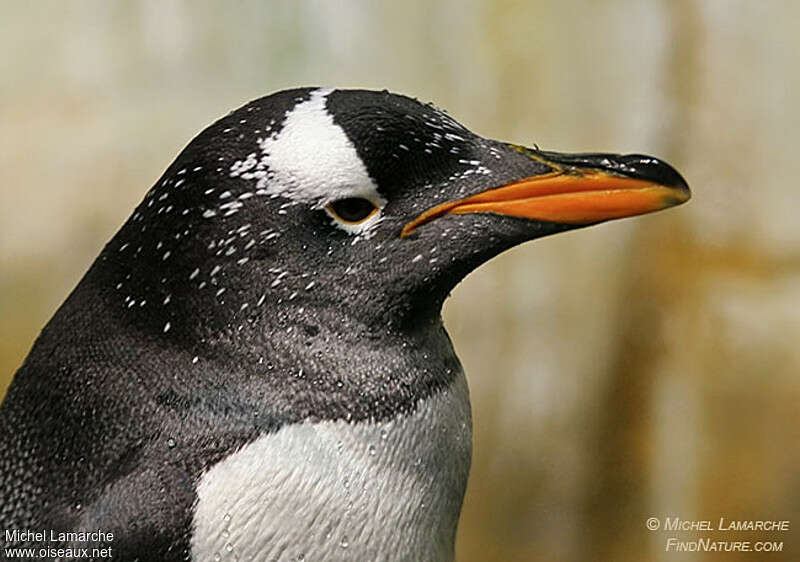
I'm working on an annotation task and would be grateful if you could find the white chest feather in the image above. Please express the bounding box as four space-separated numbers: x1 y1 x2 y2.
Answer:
191 374 472 562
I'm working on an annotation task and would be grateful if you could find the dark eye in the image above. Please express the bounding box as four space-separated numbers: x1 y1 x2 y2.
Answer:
326 198 379 224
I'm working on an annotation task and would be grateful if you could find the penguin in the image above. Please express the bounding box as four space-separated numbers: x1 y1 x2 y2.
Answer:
0 87 689 561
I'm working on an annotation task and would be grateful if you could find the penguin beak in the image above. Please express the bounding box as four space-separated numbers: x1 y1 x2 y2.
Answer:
401 149 691 237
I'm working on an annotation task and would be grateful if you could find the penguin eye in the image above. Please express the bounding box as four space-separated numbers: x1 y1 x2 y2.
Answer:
326 198 379 224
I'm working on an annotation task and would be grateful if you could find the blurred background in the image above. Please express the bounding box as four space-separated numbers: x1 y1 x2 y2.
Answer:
1 1 798 560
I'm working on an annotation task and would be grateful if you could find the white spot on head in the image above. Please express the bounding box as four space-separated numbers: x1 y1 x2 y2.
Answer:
231 88 385 238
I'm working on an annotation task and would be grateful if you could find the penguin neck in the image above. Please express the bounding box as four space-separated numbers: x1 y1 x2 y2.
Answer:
200 299 464 424
65 258 462 425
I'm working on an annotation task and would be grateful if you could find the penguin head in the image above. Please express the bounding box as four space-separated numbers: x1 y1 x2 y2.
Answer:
104 87 689 342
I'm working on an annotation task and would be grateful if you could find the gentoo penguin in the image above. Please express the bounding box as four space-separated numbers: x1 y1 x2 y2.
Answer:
0 88 689 561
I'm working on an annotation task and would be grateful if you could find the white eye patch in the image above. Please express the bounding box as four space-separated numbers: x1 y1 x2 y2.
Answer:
323 196 384 236
231 88 385 237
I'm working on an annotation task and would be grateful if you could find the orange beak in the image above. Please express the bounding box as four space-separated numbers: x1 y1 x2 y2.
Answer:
402 151 690 237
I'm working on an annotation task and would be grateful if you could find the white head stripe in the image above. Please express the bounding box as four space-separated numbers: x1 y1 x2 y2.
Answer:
256 88 382 207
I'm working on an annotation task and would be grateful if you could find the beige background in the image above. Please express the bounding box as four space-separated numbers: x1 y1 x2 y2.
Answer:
1 1 798 560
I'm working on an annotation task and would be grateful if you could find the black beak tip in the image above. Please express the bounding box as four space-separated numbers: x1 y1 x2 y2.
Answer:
619 154 690 196
535 150 690 199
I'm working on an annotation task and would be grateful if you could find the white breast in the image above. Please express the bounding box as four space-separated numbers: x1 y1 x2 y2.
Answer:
191 373 472 562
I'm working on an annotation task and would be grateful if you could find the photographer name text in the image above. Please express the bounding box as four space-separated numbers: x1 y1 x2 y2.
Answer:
5 528 114 543
662 518 789 532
